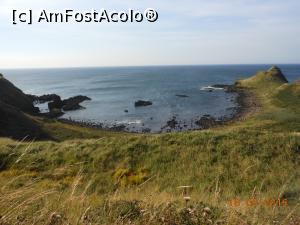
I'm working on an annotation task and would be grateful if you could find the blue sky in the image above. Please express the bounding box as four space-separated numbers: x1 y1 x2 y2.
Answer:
0 0 300 68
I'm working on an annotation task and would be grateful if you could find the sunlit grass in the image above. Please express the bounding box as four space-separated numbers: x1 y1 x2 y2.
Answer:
0 70 299 224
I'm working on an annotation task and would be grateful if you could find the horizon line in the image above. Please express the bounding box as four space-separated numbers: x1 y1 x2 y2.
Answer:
1 63 300 70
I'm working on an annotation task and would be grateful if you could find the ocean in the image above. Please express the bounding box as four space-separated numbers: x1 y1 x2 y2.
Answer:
2 65 300 132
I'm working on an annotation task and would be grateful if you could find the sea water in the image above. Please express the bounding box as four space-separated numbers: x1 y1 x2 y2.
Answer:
2 65 300 132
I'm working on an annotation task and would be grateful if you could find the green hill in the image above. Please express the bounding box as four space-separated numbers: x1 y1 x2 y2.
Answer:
0 68 299 225
237 66 288 88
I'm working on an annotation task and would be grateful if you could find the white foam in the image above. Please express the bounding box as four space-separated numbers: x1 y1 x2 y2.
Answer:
115 120 142 125
200 86 224 91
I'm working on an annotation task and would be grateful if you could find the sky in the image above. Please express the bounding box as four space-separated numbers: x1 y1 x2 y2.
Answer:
0 0 300 68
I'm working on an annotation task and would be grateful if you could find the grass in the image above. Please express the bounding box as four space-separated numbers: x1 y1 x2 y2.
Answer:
0 69 299 225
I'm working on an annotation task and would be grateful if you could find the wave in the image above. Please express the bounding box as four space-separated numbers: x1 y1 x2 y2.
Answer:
200 86 224 91
87 86 137 92
115 120 142 125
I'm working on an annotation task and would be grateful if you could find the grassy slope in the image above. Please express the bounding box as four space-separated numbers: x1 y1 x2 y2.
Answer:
0 70 299 225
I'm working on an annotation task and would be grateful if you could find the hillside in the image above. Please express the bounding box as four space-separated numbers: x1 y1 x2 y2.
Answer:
237 66 288 87
0 74 45 139
0 67 299 225
0 74 38 114
0 74 126 140
0 101 48 139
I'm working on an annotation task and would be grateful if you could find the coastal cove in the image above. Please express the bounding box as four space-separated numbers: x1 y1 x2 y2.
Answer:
0 65 300 225
2 65 299 133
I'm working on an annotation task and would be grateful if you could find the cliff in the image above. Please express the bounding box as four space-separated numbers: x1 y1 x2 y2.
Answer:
0 101 47 139
0 74 38 114
0 74 45 139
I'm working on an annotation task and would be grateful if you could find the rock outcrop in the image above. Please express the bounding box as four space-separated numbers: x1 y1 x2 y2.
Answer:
134 100 152 107
267 66 288 83
28 93 91 116
27 94 61 104
236 66 289 87
195 115 218 129
48 96 64 111
175 94 189 98
62 95 91 111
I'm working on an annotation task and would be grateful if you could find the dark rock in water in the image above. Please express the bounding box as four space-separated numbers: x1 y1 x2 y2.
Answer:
62 95 91 111
142 128 151 133
38 95 92 112
62 95 91 105
27 94 61 104
0 75 39 114
44 108 64 118
110 124 126 131
195 115 218 129
212 84 227 88
62 102 83 111
28 93 91 113
48 96 63 111
225 85 238 93
134 100 152 107
176 94 189 98
166 117 178 129
124 109 129 113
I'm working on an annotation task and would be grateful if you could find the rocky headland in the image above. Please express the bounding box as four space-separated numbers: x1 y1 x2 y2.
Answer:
0 73 91 139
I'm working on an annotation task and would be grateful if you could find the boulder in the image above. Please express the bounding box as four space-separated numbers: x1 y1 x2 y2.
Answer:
29 94 91 113
62 95 91 111
48 96 63 111
166 117 178 129
27 94 61 104
44 108 64 118
195 115 218 129
134 100 152 107
175 94 189 98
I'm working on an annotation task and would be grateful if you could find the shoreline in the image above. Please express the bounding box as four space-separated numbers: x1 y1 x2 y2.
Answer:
223 85 261 122
52 84 260 133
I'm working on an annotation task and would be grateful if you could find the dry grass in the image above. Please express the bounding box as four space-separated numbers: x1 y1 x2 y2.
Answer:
0 69 300 224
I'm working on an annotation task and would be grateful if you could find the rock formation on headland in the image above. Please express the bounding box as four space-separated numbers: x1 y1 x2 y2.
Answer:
236 66 288 87
0 73 90 139
28 93 91 112
267 66 288 83
196 66 291 129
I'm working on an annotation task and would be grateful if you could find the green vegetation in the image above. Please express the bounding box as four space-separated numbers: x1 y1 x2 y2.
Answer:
0 67 299 225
